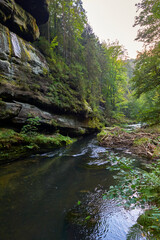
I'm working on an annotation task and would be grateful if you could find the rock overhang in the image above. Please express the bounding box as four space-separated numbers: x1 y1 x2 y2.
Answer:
0 0 40 41
14 0 49 25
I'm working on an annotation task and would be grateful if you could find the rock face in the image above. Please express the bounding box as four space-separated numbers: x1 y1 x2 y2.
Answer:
0 101 90 135
0 22 51 110
0 22 49 90
0 23 95 136
14 0 49 25
0 0 40 41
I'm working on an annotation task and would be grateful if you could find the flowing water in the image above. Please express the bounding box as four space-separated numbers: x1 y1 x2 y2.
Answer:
0 134 147 240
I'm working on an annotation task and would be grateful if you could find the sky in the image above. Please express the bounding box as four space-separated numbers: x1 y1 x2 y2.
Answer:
82 0 144 59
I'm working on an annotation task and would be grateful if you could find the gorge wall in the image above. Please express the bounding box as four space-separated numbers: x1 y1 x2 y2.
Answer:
0 0 96 136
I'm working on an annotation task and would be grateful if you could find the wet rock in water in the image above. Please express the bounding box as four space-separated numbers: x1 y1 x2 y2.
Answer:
65 202 97 238
66 208 96 227
65 188 105 238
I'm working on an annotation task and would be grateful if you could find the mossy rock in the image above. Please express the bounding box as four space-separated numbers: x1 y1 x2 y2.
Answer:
0 146 30 163
0 128 75 164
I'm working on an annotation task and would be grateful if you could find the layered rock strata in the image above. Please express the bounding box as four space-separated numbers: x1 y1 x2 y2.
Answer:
0 23 94 135
0 1 96 138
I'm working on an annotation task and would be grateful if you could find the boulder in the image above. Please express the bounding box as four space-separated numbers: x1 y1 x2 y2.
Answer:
0 0 39 41
14 0 49 25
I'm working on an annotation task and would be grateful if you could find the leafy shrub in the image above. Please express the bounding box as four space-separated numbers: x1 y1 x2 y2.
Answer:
104 153 160 237
21 116 41 136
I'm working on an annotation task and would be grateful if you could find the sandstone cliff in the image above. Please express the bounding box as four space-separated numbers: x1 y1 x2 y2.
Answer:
0 0 96 137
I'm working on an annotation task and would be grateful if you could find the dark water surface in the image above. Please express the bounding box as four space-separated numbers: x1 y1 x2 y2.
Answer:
0 135 146 240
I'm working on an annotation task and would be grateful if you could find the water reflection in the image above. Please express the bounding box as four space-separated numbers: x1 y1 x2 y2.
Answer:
0 135 147 240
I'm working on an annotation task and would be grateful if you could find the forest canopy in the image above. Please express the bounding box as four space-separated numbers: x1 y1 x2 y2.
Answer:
131 0 160 124
35 0 160 125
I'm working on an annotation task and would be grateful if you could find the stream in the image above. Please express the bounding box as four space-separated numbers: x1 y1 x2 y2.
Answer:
0 134 147 240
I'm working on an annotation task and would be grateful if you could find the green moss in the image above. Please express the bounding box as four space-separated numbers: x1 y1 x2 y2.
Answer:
0 128 75 164
47 78 84 114
78 128 86 135
133 137 150 146
0 109 13 119
0 129 23 149
24 133 75 147
0 146 29 162
31 83 40 91
88 117 103 130
23 43 31 60
50 119 58 127
153 145 160 158
0 76 8 84
97 129 108 141
42 67 48 75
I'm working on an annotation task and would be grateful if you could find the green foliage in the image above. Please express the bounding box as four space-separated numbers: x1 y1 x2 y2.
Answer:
88 117 104 130
97 128 108 141
134 0 160 44
85 215 91 221
133 137 150 146
130 0 160 125
34 1 131 122
0 128 16 139
131 44 160 124
21 116 41 136
104 152 160 237
137 207 160 238
33 37 52 57
50 36 58 50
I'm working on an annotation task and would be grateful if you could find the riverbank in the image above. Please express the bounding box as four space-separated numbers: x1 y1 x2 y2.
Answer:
98 125 160 238
97 125 160 159
0 128 75 164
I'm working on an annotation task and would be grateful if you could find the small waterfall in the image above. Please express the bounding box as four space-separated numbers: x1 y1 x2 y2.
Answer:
10 32 21 58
